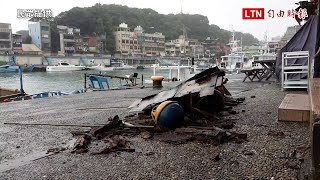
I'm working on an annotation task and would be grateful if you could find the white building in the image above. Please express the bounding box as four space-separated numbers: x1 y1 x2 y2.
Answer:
28 19 51 52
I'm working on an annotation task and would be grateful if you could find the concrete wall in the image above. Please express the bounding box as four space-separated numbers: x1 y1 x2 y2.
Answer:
15 56 42 65
0 55 10 62
0 55 43 65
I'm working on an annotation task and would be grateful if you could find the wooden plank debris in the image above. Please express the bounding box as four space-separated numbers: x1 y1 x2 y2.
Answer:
278 94 310 122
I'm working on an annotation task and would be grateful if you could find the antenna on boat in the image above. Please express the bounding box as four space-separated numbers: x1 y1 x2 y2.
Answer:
240 35 243 51
263 30 268 43
263 31 270 54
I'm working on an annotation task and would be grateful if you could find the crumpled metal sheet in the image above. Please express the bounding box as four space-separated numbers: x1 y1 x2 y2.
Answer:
128 67 225 112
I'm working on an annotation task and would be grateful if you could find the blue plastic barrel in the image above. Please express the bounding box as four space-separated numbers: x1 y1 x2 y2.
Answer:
152 101 184 129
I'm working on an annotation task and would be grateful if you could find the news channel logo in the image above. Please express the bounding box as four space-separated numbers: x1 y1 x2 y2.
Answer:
242 8 308 20
17 9 53 18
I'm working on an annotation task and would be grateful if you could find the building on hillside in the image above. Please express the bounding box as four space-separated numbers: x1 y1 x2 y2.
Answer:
83 36 98 53
28 18 51 53
189 39 204 57
113 23 165 58
164 40 176 56
96 34 106 54
165 35 189 57
201 37 220 58
165 36 204 57
134 26 165 57
0 23 12 54
282 25 301 42
114 23 140 58
74 34 84 53
12 34 23 53
280 25 301 48
190 44 204 58
57 25 81 55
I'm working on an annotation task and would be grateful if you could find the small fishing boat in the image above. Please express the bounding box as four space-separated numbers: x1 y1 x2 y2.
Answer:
195 63 211 71
89 62 135 71
0 65 16 72
46 62 85 72
0 87 23 102
0 65 34 73
85 73 141 90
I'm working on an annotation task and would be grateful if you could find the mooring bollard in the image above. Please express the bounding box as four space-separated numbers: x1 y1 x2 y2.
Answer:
151 76 164 88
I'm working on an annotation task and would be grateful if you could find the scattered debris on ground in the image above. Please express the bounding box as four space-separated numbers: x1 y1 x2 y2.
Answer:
2 68 247 156
60 68 248 155
92 135 135 155
267 130 285 137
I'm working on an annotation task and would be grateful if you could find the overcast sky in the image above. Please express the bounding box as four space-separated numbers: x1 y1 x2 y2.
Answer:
0 0 301 40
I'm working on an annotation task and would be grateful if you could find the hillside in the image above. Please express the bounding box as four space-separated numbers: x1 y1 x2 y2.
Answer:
53 3 259 54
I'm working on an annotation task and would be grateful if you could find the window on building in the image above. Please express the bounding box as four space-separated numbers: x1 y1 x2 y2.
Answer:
41 26 49 31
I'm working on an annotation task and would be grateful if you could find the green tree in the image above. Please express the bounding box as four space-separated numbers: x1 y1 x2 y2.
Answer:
16 30 32 44
49 21 60 53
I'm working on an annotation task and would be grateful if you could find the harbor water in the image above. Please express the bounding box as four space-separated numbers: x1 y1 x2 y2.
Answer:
0 69 171 94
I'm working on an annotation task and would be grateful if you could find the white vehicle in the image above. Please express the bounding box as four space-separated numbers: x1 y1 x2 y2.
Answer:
46 62 85 72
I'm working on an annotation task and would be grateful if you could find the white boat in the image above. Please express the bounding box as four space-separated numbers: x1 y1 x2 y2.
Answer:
221 52 249 73
195 62 211 71
150 63 198 81
113 63 135 70
151 63 191 70
89 64 114 71
46 62 85 72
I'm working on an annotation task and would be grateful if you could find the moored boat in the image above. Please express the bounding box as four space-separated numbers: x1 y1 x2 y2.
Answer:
0 87 23 102
113 63 135 70
0 65 34 73
88 64 114 71
46 62 85 72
